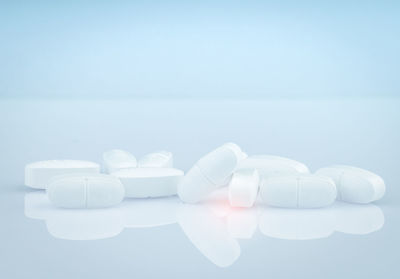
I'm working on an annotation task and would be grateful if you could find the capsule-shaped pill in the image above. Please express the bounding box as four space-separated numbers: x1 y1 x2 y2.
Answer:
25 160 100 189
315 165 385 204
260 175 337 208
103 149 137 174
178 143 247 203
47 174 125 208
237 155 309 177
112 168 184 198
228 169 260 208
138 151 173 168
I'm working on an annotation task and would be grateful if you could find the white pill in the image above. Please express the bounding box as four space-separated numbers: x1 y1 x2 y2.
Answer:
260 175 337 208
178 143 246 203
103 149 137 173
228 169 260 207
25 160 100 189
237 155 309 177
47 174 125 208
112 167 184 198
315 165 385 204
138 151 173 168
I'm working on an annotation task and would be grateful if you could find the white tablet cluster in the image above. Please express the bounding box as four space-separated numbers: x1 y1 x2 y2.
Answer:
24 143 385 209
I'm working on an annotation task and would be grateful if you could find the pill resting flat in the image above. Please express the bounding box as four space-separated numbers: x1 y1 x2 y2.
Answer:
24 143 386 209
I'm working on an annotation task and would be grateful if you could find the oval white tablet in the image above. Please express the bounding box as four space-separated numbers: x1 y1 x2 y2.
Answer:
112 168 184 198
103 149 137 173
138 151 173 168
228 169 260 207
260 175 337 208
236 155 309 177
47 174 125 208
25 160 100 189
315 165 385 204
178 143 246 203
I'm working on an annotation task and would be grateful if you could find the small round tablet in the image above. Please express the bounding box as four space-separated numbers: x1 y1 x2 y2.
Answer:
103 149 137 174
228 169 260 207
112 167 184 198
260 174 337 208
315 165 385 204
25 160 100 189
138 151 173 168
47 173 125 208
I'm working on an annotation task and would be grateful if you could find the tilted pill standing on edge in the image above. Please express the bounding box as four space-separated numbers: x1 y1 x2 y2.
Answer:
315 165 385 204
103 149 137 174
228 169 260 208
138 151 173 168
236 155 309 177
260 174 337 208
112 167 184 198
47 174 125 208
177 143 247 204
25 160 100 189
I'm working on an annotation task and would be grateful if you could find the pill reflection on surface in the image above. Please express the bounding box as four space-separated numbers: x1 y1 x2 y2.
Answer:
259 206 336 240
178 203 241 267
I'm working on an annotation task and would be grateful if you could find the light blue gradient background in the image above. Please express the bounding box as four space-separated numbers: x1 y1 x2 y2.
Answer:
1 0 399 98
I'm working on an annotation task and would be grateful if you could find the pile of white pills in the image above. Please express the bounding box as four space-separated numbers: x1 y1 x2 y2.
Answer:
24 143 385 209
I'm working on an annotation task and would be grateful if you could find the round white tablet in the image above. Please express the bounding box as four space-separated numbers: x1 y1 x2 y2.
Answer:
112 167 184 198
103 149 137 173
138 151 173 168
25 160 100 189
228 169 260 207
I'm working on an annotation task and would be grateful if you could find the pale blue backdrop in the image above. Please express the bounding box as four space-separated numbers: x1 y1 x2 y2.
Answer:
1 0 399 99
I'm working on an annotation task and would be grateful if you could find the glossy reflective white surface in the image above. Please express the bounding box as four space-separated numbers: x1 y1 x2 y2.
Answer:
0 99 398 278
24 189 385 267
